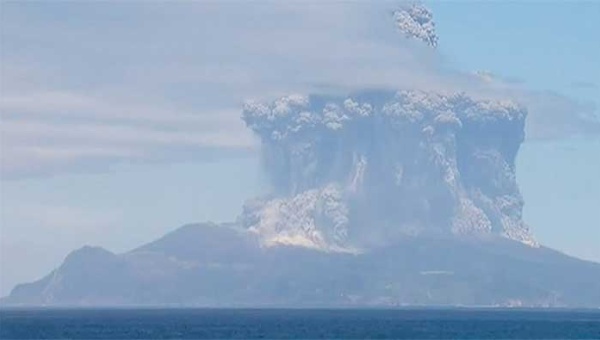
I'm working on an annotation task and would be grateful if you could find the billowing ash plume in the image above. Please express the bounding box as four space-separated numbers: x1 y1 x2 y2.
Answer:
237 3 536 252
241 90 537 251
393 3 438 47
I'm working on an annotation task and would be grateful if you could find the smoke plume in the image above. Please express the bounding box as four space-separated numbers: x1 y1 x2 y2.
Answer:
241 90 536 251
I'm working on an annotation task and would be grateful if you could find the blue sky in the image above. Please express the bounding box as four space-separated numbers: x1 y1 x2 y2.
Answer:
1 1 599 296
428 1 600 262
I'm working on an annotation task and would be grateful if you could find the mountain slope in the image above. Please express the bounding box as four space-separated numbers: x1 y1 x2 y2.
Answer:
3 223 600 307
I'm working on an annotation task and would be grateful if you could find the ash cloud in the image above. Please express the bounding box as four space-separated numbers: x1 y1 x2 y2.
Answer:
235 2 600 251
212 46 600 297
241 90 536 251
393 3 438 48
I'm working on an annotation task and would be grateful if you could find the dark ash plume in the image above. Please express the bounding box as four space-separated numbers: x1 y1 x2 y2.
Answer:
393 3 438 47
241 90 536 251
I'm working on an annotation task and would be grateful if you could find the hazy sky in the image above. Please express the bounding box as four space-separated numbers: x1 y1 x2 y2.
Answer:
1 1 599 296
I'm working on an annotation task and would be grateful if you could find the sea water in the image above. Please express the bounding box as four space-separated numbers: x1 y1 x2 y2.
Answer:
1 308 599 339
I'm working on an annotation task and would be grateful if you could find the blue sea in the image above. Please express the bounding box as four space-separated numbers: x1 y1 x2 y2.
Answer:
1 308 599 339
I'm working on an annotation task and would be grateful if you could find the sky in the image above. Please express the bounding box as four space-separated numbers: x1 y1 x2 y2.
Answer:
1 1 599 297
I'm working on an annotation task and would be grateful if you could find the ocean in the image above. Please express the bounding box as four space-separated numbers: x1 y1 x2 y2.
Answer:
1 308 599 339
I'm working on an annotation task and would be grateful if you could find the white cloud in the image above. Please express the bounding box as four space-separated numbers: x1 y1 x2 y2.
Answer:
0 90 255 178
1 1 597 178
